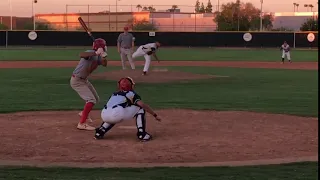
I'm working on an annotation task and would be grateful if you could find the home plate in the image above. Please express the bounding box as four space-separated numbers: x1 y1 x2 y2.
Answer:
118 126 136 129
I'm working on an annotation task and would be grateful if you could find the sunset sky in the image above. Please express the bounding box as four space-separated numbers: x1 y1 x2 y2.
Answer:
0 0 318 17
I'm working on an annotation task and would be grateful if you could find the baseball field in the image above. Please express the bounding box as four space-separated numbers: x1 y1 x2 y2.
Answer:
0 47 318 180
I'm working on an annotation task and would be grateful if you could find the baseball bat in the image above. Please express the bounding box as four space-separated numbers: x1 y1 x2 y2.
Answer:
78 17 95 41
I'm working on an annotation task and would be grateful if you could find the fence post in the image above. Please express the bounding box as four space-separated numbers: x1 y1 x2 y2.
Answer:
65 5 68 31
293 32 296 48
173 12 175 31
194 13 197 32
108 5 111 31
88 5 90 29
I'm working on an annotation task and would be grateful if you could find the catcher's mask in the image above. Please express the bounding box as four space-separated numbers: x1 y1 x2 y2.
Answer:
92 38 107 51
118 77 135 91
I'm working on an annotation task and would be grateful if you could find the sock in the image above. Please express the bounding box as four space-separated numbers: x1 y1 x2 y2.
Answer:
80 102 94 124
282 58 284 62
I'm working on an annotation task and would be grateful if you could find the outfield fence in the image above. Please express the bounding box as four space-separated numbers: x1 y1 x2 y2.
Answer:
0 31 317 48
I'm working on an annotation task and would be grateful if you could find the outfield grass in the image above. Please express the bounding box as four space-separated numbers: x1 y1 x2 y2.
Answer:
0 66 317 116
0 162 318 180
0 47 318 61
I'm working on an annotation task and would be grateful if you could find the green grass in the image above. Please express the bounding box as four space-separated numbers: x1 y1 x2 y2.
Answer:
0 162 318 180
0 47 318 61
0 66 317 117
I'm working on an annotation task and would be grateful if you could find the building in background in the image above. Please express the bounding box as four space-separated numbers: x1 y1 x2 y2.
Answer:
35 11 217 32
272 12 318 31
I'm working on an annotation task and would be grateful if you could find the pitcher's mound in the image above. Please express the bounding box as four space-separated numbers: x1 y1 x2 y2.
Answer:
91 69 226 83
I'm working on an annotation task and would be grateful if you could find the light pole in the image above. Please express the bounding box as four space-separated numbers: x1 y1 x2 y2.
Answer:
9 0 12 30
260 0 263 31
32 0 37 31
115 0 120 31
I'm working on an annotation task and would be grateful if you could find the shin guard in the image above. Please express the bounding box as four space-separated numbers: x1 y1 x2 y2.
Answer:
135 109 152 141
94 122 115 139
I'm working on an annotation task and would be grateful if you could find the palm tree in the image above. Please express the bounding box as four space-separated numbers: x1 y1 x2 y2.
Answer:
293 3 296 12
309 4 314 12
148 6 155 12
304 4 309 11
136 4 142 12
142 6 148 11
296 3 299 12
172 5 178 10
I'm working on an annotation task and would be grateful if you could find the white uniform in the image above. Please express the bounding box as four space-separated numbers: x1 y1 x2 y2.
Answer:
281 44 291 61
101 91 144 124
96 90 151 141
132 43 158 72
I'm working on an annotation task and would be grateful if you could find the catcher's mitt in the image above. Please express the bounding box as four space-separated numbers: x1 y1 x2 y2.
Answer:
147 51 153 55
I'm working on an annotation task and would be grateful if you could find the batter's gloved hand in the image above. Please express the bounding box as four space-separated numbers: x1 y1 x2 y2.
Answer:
95 48 105 55
147 51 153 55
101 52 108 58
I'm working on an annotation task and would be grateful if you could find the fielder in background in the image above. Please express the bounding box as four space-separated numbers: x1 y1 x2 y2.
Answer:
117 27 135 70
280 41 292 64
132 41 161 75
70 38 108 131
94 77 161 142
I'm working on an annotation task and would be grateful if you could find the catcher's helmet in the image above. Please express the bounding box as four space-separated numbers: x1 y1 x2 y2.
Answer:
93 38 106 50
118 77 135 91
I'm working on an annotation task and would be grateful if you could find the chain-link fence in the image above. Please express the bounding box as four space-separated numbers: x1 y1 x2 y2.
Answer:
29 5 215 32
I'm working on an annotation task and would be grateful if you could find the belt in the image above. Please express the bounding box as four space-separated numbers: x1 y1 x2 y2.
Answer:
104 105 120 109
121 47 131 49
72 74 86 80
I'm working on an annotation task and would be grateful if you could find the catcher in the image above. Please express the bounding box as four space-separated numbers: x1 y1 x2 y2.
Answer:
94 77 161 142
280 41 292 64
70 38 108 131
132 41 161 75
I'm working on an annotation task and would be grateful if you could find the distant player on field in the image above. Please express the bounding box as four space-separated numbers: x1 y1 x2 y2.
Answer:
280 41 292 64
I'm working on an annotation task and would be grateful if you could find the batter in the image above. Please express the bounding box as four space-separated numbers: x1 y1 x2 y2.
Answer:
280 41 292 64
132 41 161 75
70 38 108 131
94 77 161 141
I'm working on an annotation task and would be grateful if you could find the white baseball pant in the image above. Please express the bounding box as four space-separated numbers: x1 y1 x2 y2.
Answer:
120 48 135 70
282 51 291 60
101 105 143 124
132 46 152 72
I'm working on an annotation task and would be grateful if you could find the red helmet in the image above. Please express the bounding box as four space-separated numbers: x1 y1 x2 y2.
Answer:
93 38 106 50
118 77 135 91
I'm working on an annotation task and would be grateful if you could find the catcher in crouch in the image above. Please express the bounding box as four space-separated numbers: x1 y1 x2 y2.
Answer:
94 77 161 142
132 41 161 75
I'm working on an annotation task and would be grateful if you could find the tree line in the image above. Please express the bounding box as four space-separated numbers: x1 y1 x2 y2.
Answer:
0 0 317 31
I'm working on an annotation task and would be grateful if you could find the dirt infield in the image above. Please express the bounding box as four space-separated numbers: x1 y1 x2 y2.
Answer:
0 61 317 70
0 110 318 168
90 69 226 83
0 60 318 168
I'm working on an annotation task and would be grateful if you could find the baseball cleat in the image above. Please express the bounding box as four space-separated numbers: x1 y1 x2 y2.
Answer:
94 128 105 140
78 111 93 122
142 71 147 75
138 133 152 142
77 123 95 131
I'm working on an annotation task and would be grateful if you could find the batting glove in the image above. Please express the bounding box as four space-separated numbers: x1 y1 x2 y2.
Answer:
101 52 108 58
95 48 104 55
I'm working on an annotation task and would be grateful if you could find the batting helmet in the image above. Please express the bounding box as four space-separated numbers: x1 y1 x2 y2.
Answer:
93 38 106 50
118 77 135 91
